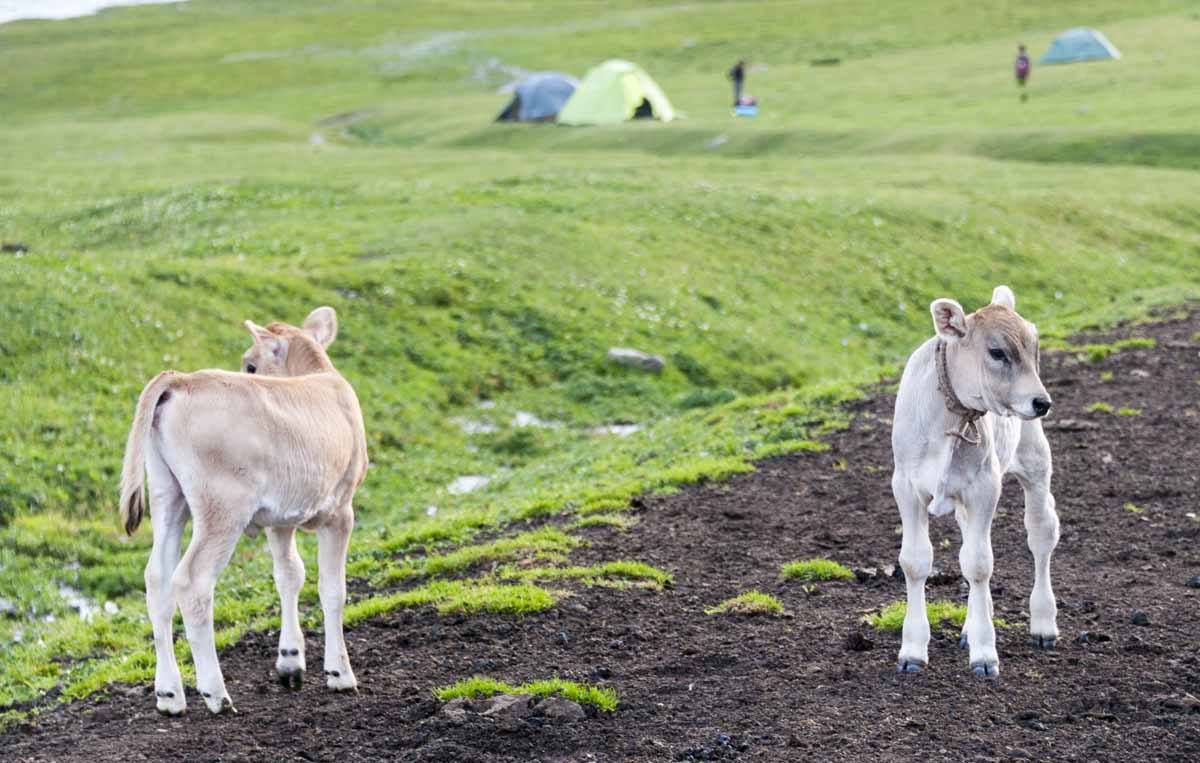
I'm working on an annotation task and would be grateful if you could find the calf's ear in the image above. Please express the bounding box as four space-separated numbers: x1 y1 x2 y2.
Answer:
991 285 1016 309
930 299 967 342
302 306 338 348
244 320 285 358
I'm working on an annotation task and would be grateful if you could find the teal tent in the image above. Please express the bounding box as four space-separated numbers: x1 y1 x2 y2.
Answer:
1039 28 1121 65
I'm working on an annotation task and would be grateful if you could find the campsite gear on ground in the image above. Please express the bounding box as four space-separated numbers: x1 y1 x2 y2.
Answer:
1039 28 1121 65
557 59 675 125
496 72 578 122
734 95 758 117
728 59 746 106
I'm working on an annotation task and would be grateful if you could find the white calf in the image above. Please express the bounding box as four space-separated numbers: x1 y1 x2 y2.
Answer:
120 307 368 714
891 286 1059 677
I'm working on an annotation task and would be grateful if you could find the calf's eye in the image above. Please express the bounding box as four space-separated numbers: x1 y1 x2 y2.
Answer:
246 363 257 374
988 348 1007 362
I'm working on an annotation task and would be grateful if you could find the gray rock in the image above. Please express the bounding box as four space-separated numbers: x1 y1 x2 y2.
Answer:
480 693 534 721
607 347 665 373
1186 575 1200 589
1131 610 1151 626
0 597 15 617
440 696 470 723
535 696 586 722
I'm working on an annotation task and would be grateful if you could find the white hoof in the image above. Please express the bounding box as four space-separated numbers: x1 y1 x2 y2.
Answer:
324 668 357 692
200 690 236 714
155 688 187 716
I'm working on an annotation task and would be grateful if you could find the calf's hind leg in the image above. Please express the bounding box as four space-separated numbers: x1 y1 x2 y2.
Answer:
893 474 933 672
1013 422 1060 649
172 510 244 714
317 508 357 691
144 456 189 715
267 526 306 688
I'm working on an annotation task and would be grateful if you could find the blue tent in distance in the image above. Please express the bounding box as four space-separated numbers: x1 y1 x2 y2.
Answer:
1039 28 1121 65
496 72 578 122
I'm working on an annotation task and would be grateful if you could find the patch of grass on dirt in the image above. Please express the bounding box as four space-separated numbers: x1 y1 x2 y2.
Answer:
1060 337 1158 363
567 513 640 532
374 527 579 584
1086 402 1116 414
866 600 1009 631
343 580 554 626
1116 407 1142 417
434 676 618 712
501 560 672 589
1123 502 1146 514
704 591 785 616
781 558 854 582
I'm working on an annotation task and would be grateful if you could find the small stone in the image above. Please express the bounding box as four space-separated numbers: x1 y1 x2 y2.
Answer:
852 567 878 583
1186 575 1200 589
591 666 612 680
844 631 875 652
555 631 570 645
607 347 666 373
471 658 497 673
480 693 534 721
534 695 586 722
440 697 469 723
1131 610 1151 626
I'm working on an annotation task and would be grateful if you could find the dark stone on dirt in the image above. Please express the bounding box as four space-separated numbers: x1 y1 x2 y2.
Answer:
928 568 958 585
555 631 570 645
844 631 875 652
591 666 612 679
471 658 496 672
1187 575 1200 589
533 696 586 722
852 567 878 582
440 697 469 723
1131 610 1151 626
1075 631 1112 644
479 693 534 722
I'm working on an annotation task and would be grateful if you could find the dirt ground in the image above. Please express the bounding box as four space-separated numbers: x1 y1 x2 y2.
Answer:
4 310 1200 762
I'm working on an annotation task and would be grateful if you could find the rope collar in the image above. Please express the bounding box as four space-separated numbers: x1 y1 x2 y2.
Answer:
935 340 986 446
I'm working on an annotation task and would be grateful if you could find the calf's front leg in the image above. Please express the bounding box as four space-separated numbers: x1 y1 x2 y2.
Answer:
317 509 357 691
958 477 1001 677
1013 423 1060 649
893 474 933 672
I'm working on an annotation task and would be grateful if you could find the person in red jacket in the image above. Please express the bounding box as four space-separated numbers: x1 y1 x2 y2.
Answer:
1015 44 1031 101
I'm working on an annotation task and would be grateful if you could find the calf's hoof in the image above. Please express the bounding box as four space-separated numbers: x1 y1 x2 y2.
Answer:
896 659 925 674
200 690 237 715
278 668 304 690
1030 634 1056 650
324 668 358 692
958 633 969 650
155 689 186 716
970 661 1000 678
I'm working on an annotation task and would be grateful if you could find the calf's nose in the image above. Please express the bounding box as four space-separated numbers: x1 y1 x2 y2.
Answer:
1032 397 1052 417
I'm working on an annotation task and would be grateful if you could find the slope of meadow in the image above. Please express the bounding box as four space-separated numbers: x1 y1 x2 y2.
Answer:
1 0 1199 716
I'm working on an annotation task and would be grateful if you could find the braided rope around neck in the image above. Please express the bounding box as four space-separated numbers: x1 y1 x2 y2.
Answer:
935 339 985 446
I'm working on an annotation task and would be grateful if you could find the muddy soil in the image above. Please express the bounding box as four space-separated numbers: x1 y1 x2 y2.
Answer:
4 311 1200 762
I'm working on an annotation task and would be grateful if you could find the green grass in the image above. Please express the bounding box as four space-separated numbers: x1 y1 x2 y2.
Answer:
1116 407 1142 417
365 526 580 583
342 579 555 626
705 591 785 616
781 558 855 582
567 512 639 532
1123 502 1145 514
500 560 672 589
4 0 1200 715
866 600 1010 632
434 676 618 712
1086 402 1116 414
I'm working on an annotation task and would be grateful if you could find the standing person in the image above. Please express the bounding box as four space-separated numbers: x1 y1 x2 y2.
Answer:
728 59 746 106
1014 44 1031 101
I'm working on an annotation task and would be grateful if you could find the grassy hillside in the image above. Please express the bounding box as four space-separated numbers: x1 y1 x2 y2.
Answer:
2 0 1199 714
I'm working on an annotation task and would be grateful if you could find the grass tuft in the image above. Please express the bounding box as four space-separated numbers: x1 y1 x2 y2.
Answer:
705 591 785 616
1116 407 1142 417
379 527 579 583
567 513 640 531
434 676 618 712
501 560 672 589
866 600 1009 632
1085 401 1115 414
781 558 854 582
343 579 554 626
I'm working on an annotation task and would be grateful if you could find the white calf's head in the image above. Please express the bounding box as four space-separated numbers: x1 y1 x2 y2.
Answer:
930 286 1051 420
242 306 338 377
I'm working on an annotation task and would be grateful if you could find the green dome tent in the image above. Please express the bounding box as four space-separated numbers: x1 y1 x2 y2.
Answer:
557 59 675 125
1039 28 1121 65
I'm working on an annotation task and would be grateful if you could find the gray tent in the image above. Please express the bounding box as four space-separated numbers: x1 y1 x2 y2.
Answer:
496 72 578 122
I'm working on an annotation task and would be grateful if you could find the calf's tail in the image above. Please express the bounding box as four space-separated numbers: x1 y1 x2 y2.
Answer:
119 372 177 535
